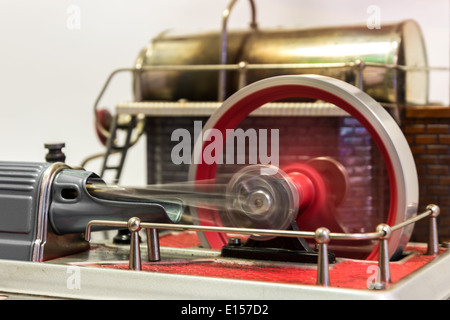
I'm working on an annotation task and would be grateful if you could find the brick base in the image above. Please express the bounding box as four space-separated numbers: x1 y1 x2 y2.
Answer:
402 106 450 242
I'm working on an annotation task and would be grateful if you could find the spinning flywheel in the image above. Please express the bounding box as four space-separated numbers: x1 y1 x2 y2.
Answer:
189 75 418 260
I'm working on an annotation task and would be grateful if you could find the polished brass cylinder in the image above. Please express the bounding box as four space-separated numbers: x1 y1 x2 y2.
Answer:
135 20 428 105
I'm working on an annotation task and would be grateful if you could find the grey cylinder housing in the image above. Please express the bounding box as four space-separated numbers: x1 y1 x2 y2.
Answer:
0 162 50 261
0 161 182 261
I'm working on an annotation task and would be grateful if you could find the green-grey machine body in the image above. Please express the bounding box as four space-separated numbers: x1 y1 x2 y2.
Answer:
0 162 50 261
0 161 182 262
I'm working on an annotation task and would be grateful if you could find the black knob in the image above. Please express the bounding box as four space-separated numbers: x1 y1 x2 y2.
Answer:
45 143 66 163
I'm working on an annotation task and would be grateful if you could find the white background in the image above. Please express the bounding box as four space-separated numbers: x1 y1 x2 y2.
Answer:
0 0 448 186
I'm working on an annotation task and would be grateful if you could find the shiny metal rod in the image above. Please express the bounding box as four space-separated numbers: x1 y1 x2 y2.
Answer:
391 205 436 231
426 204 440 255
376 224 392 289
86 181 229 212
128 62 450 72
85 220 386 242
147 228 160 262
85 206 440 242
127 217 142 271
219 0 258 101
315 228 331 286
94 62 448 136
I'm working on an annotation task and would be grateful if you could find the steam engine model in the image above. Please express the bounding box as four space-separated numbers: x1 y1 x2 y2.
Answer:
0 1 449 300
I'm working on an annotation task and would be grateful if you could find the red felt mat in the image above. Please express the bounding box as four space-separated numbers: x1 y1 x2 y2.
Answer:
159 231 201 248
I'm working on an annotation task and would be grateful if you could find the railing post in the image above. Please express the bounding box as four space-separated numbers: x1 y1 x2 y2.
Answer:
147 228 161 262
127 217 142 271
237 61 248 89
315 227 331 286
376 224 391 289
354 59 365 90
426 204 440 255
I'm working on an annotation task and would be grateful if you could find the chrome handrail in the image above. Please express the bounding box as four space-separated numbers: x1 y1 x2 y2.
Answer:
33 162 71 262
219 0 258 101
85 204 441 289
92 61 448 142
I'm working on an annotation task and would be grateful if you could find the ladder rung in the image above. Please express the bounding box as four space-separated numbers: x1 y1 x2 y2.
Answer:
104 166 120 170
111 147 127 151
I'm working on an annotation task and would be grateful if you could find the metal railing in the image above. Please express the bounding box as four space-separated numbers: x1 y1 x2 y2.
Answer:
92 61 449 140
85 204 441 290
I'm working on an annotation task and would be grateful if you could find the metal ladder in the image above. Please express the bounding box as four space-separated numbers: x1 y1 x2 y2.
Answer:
100 114 137 182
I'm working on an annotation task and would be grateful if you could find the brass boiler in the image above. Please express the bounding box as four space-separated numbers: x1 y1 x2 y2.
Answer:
135 20 428 106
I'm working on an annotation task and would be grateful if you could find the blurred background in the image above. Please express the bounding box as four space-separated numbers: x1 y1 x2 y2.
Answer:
0 0 448 185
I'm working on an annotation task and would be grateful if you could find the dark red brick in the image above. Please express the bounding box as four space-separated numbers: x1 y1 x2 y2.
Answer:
438 206 450 216
419 176 439 185
414 155 439 165
419 196 441 206
427 124 450 134
411 145 426 154
427 165 449 175
415 134 437 144
416 166 426 175
439 176 450 186
405 135 414 144
427 186 450 196
404 124 426 134
439 155 450 165
439 135 450 145
427 145 449 155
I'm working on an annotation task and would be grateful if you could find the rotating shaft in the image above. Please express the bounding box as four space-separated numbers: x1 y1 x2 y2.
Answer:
86 165 302 231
